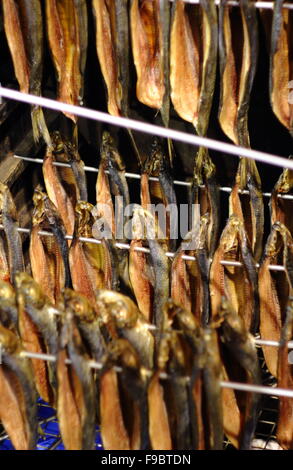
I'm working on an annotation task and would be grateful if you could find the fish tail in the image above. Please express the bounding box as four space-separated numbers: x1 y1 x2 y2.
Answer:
31 106 51 147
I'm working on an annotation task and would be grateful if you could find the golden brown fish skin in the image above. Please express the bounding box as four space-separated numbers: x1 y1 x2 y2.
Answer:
0 237 10 283
92 0 122 116
0 182 24 285
276 300 293 449
190 148 220 259
0 281 18 330
270 165 293 236
17 0 51 145
259 222 293 377
270 0 293 136
96 289 155 370
57 312 96 450
131 0 165 110
30 186 70 303
15 272 59 405
170 0 200 126
148 371 172 450
2 0 30 94
171 215 210 325
129 239 153 322
46 0 83 122
0 324 37 450
69 201 115 306
229 158 264 262
218 0 258 146
43 146 75 240
100 367 131 450
210 215 259 333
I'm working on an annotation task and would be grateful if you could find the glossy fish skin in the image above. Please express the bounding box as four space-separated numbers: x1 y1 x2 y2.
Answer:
130 0 165 110
171 215 210 325
0 324 37 450
62 288 107 362
0 182 24 285
270 0 293 136
45 0 84 122
229 158 264 263
109 338 151 450
15 272 59 405
217 298 262 450
30 186 71 297
190 148 220 259
270 165 293 236
0 236 10 283
218 0 258 146
276 299 293 449
43 145 76 240
96 289 155 370
210 215 259 334
158 330 193 450
259 222 293 377
201 326 224 450
2 0 30 94
57 312 96 450
170 0 217 135
70 202 115 306
143 139 177 252
0 281 18 330
17 0 50 145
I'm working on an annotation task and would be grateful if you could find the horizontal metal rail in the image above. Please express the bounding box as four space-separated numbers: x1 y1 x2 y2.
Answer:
170 0 293 9
1 87 293 171
2 349 288 398
13 155 293 200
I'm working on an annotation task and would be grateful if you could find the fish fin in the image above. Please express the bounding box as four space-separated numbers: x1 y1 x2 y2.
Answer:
31 106 51 147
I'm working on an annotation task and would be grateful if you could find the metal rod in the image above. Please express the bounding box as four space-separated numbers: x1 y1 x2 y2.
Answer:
170 0 293 9
13 155 293 200
255 339 293 349
13 350 293 398
0 223 287 271
1 87 293 171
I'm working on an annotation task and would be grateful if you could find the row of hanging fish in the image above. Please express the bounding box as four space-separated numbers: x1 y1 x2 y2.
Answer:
2 1 292 143
0 120 292 450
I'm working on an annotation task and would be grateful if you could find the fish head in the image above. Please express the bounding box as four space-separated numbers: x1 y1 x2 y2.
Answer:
96 290 139 328
266 223 290 257
0 323 19 354
75 201 95 236
32 185 46 225
221 216 242 252
15 272 46 309
62 288 96 323
0 182 17 221
108 338 140 370
0 281 15 302
52 131 64 154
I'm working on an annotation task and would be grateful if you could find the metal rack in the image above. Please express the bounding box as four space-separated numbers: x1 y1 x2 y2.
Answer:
0 0 292 446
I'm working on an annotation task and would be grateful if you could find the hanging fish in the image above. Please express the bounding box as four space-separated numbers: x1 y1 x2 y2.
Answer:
171 214 210 325
270 0 293 137
29 186 71 303
170 0 218 136
270 161 293 236
219 0 263 260
15 272 59 406
0 182 24 285
259 222 293 377
57 311 96 450
276 298 293 449
69 201 117 306
190 148 220 259
0 323 37 450
19 0 51 144
2 0 30 94
216 298 262 450
130 0 164 111
0 281 18 331
96 289 155 370
210 215 259 334
45 0 88 122
141 139 177 252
